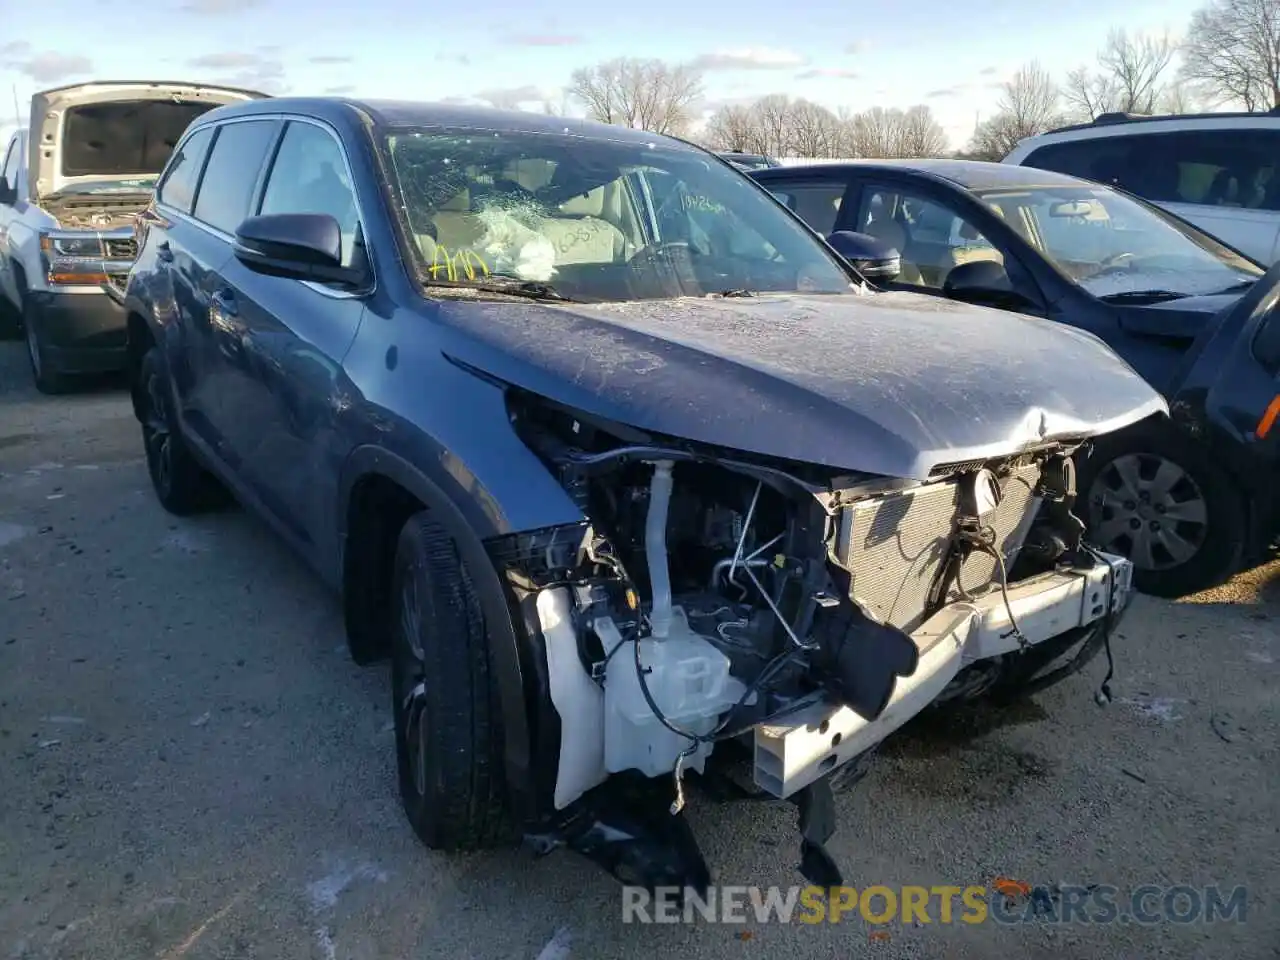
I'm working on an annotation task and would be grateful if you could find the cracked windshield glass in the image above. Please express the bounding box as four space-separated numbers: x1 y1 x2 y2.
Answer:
383 129 856 302
977 184 1263 300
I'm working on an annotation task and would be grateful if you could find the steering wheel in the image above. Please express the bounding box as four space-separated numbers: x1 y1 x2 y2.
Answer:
1100 252 1136 270
632 241 694 262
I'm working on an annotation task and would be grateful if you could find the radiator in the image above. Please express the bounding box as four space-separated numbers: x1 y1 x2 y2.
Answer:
834 464 1043 633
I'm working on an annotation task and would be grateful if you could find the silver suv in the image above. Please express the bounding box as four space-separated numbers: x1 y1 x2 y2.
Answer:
1003 110 1280 265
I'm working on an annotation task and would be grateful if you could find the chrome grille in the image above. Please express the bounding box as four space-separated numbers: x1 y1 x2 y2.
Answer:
103 238 138 260
836 464 1043 632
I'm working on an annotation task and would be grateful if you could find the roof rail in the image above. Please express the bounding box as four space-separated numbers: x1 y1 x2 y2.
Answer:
1093 111 1150 125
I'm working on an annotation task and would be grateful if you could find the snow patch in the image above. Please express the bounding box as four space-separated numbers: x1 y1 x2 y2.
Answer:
0 522 31 549
1118 695 1184 722
305 860 388 912
535 926 574 960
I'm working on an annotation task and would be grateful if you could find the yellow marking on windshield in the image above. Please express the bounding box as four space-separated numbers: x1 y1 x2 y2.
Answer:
430 246 490 282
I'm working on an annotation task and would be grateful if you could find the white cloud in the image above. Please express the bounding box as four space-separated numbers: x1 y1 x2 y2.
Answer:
796 68 860 80
180 0 265 13
187 51 286 94
690 48 807 71
10 52 94 83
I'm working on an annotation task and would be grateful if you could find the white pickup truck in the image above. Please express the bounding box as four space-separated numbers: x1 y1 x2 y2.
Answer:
0 81 265 393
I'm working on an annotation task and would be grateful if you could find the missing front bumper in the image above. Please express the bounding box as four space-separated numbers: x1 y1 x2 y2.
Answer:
753 549 1133 799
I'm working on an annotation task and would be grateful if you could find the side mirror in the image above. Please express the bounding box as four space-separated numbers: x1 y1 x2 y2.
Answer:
943 260 1040 313
233 213 364 287
826 230 901 283
0 179 16 206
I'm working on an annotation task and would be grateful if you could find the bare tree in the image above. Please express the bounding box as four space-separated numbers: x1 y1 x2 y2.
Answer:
540 91 573 116
1001 62 1063 137
966 61 1063 160
567 58 704 135
851 106 905 158
896 105 949 157
787 99 844 157
703 103 758 152
968 113 1032 161
1182 0 1280 110
1158 79 1203 114
748 94 795 156
1064 29 1177 118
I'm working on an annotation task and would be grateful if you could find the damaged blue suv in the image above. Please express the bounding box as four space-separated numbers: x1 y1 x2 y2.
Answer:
120 98 1162 894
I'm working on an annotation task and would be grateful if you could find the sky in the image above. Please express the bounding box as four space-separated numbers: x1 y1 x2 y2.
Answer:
0 0 1205 151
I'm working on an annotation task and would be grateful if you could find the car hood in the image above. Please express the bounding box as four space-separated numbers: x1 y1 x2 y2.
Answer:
1116 289 1252 342
28 81 267 201
435 288 1167 480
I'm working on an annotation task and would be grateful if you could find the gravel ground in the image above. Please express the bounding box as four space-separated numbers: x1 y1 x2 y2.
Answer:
0 338 1277 960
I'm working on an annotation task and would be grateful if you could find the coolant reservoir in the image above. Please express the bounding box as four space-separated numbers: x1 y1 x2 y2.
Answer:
600 607 748 778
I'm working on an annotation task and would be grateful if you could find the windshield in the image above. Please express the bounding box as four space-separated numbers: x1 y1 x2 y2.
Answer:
382 128 854 302
977 184 1263 299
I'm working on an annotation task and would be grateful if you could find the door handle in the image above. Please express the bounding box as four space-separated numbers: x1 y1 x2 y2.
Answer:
156 241 173 262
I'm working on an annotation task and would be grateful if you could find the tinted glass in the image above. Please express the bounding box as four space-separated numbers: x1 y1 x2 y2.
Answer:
383 128 855 302
1026 131 1280 213
977 183 1263 298
193 120 279 234
852 187 1001 289
157 126 214 214
764 180 848 235
259 121 361 267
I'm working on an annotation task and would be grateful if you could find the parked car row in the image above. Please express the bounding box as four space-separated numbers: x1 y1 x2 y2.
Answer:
0 83 1270 897
749 158 1280 599
0 82 266 391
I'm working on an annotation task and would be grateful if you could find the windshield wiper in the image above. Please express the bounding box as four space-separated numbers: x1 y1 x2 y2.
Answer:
423 276 576 302
1208 278 1257 296
1098 289 1189 304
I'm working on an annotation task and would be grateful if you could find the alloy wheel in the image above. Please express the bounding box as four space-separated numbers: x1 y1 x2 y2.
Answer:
1086 452 1208 571
142 372 174 494
396 573 429 798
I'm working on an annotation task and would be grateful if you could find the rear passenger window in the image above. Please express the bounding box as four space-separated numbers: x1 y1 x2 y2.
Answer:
762 180 848 235
156 127 213 214
258 121 361 267
193 120 279 235
1026 131 1280 213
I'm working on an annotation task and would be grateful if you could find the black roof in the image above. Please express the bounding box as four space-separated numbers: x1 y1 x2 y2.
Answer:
196 96 697 148
752 158 1088 191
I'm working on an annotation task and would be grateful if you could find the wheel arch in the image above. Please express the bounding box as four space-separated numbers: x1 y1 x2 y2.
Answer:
336 445 537 822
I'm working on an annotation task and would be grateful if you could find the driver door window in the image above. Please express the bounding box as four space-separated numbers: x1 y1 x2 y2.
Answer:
259 121 362 268
853 187 1001 289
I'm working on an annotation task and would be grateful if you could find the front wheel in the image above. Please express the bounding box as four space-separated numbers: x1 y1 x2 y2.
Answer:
390 511 510 851
1076 422 1245 598
24 300 73 395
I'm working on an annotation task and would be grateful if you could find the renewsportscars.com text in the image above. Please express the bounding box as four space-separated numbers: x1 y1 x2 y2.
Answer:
622 884 1249 926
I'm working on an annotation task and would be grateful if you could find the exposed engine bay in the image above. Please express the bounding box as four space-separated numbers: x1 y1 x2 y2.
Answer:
43 193 151 231
490 391 1131 892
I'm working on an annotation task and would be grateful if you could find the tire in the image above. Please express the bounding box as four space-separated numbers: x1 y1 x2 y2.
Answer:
390 511 510 851
138 346 227 515
1075 420 1245 598
0 287 20 340
23 298 74 395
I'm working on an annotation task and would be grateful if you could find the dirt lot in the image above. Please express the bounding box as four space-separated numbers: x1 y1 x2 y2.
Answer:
0 340 1277 959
